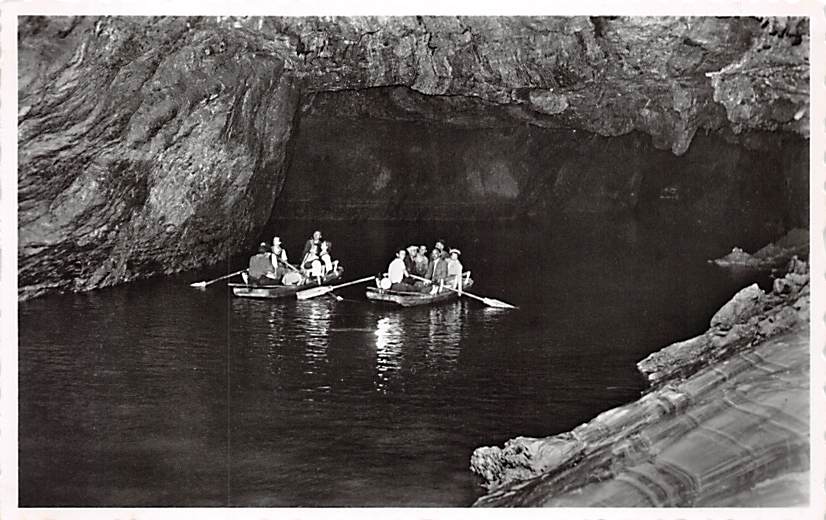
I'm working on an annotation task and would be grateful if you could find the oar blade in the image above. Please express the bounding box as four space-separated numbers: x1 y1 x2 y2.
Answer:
482 297 517 309
189 281 207 288
297 285 333 300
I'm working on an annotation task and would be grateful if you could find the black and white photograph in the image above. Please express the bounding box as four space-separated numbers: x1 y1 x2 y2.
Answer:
2 1 823 516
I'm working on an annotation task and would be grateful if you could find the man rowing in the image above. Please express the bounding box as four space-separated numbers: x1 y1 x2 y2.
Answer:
270 236 291 280
386 248 419 292
271 236 289 265
248 242 280 285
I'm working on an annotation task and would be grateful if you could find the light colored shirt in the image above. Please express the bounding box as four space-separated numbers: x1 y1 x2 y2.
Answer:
447 258 463 277
388 258 407 284
271 247 288 268
310 259 324 277
320 252 333 273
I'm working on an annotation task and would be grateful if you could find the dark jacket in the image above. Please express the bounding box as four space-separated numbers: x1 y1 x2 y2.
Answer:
249 253 275 279
427 257 448 283
403 255 416 276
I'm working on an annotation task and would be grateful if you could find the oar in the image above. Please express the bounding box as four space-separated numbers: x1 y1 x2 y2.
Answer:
296 275 376 300
278 258 300 272
410 274 517 309
190 269 247 288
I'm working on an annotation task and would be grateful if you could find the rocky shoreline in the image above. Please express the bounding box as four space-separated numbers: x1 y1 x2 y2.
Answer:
710 227 809 271
469 248 810 506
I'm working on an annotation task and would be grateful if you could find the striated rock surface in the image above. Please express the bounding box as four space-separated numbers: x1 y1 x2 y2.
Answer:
268 15 808 151
19 17 299 298
470 258 809 506
18 16 809 298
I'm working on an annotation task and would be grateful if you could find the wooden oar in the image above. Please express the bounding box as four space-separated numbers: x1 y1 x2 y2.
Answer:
410 274 516 309
278 258 300 272
296 275 376 300
190 269 247 288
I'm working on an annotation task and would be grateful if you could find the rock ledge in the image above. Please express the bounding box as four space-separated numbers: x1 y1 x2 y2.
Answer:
470 257 810 507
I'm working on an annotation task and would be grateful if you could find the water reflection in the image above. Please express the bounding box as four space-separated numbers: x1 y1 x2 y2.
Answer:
297 299 332 376
374 314 404 393
426 304 464 370
231 299 291 378
19 214 756 507
372 303 468 392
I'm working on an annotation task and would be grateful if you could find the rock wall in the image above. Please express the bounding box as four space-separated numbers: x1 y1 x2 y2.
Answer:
275 90 804 223
469 257 810 506
19 17 299 299
260 16 808 153
18 16 809 298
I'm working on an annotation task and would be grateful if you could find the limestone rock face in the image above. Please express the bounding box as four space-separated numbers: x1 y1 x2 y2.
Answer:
470 260 810 506
263 15 808 152
18 16 809 298
19 17 299 298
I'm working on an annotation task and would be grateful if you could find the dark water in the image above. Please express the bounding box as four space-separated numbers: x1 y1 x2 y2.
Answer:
18 212 775 507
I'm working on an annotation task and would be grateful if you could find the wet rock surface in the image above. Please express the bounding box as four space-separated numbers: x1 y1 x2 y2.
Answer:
18 16 809 298
470 257 809 506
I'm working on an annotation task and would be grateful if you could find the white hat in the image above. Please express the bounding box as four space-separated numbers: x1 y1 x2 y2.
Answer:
449 248 461 256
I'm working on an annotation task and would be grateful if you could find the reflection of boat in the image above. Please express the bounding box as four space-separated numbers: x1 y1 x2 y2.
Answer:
426 305 463 367
228 267 344 299
366 276 474 307
374 315 404 393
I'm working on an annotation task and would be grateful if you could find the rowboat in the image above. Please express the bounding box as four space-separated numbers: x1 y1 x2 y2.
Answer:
365 276 474 307
228 267 344 299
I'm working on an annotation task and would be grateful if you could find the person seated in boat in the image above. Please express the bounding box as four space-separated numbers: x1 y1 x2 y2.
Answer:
387 248 418 292
405 244 424 285
319 240 338 275
302 230 323 258
414 245 429 276
309 257 324 285
270 236 290 279
301 241 320 272
301 240 329 284
404 244 418 276
248 242 280 285
409 245 431 290
271 236 289 264
446 248 464 291
426 248 449 294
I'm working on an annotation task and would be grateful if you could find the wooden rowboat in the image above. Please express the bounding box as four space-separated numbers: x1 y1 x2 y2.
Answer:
228 267 344 299
365 277 474 307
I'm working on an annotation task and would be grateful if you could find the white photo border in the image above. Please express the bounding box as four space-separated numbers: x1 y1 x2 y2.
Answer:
2 1 823 519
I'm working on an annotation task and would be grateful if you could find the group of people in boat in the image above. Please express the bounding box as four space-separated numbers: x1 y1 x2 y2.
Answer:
381 239 464 294
246 230 338 286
